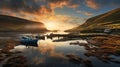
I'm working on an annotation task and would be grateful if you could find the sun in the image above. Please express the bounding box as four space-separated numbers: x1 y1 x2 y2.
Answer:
44 22 57 30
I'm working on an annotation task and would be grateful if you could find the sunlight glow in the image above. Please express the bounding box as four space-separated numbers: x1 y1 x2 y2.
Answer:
43 19 65 30
44 22 57 30
41 16 78 31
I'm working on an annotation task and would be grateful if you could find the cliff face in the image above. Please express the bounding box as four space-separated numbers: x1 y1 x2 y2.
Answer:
66 8 120 32
0 15 48 33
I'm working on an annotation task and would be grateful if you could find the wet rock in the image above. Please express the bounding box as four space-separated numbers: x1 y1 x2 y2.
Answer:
70 41 88 46
3 64 28 67
66 54 93 66
82 59 91 63
111 60 120 64
3 55 28 67
115 49 120 55
66 54 82 62
101 55 114 60
82 36 120 64
1 48 11 54
82 59 93 67
0 54 5 63
84 52 95 57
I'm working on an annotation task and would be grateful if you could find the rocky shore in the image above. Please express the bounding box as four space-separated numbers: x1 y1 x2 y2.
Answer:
70 35 120 64
0 39 28 67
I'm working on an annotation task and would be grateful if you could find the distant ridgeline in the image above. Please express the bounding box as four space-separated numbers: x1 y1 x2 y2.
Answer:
0 15 48 33
66 8 120 33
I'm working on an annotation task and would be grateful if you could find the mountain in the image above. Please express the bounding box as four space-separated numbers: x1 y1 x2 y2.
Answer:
0 15 48 33
66 8 120 33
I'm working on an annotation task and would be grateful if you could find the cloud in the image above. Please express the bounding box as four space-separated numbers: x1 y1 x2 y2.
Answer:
84 11 93 16
69 4 79 9
0 0 53 15
36 15 82 30
0 10 17 16
0 0 89 30
76 10 93 16
48 0 70 9
76 10 82 13
85 0 99 9
0 0 79 16
48 0 79 9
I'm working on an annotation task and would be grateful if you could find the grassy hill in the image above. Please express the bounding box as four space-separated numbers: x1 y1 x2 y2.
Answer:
66 8 120 33
0 15 48 33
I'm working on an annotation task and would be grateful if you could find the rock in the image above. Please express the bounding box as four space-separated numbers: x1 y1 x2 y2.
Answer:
66 54 82 62
3 55 28 67
111 60 120 64
82 59 93 67
0 54 5 62
82 59 91 63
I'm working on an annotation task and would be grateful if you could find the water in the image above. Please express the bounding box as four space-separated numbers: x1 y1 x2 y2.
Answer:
1 32 120 67
12 39 88 67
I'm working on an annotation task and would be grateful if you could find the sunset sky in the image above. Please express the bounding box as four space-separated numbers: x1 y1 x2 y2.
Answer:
0 0 120 30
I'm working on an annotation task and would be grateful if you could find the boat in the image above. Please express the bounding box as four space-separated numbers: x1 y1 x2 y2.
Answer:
20 36 38 47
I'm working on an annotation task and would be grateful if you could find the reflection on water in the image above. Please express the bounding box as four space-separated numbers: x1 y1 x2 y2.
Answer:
11 37 120 67
1 32 120 67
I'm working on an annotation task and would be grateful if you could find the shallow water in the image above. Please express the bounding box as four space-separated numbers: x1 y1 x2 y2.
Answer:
12 36 120 67
1 32 120 67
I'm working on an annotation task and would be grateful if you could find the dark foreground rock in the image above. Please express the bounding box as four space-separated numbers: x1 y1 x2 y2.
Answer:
66 54 93 67
3 55 28 67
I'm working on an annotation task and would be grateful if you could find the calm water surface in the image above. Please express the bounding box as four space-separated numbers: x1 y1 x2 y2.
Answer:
1 32 120 67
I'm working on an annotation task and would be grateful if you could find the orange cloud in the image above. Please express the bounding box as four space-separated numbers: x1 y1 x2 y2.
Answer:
0 0 79 20
76 10 93 16
76 10 81 13
84 11 93 16
0 0 81 30
38 15 82 30
48 0 79 9
38 6 54 15
69 4 79 9
0 9 17 17
49 0 69 9
85 0 99 9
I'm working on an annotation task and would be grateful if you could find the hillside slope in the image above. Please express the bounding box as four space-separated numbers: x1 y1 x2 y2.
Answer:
0 15 48 33
66 8 120 32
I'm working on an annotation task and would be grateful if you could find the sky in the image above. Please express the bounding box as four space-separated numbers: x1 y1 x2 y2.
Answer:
0 0 120 30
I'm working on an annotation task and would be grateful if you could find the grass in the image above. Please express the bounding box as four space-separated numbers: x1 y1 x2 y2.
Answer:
66 8 120 32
